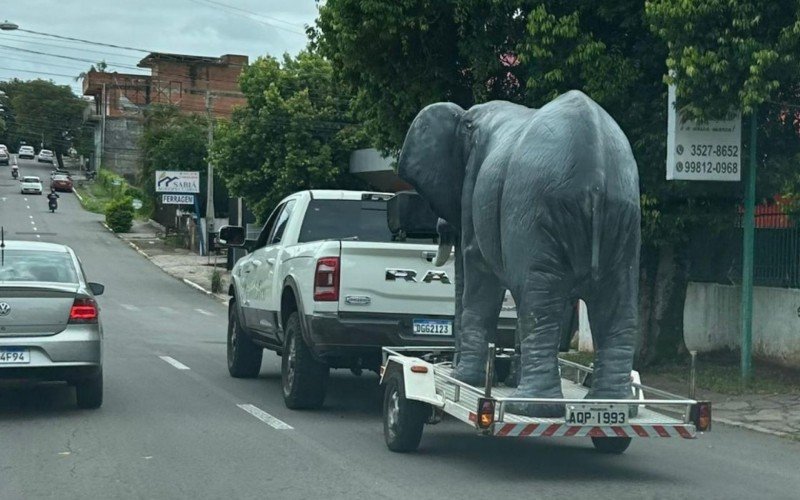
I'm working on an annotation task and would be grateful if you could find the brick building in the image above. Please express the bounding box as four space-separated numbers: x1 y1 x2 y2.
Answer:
82 52 248 178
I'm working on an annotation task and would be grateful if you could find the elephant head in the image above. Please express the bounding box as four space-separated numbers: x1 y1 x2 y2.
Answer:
397 102 466 231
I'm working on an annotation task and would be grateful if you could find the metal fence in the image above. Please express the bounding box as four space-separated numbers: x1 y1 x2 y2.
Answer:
688 209 800 289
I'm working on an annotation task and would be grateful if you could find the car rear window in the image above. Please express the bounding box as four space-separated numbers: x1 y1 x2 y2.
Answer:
23 177 39 183
298 199 395 243
0 250 78 283
53 175 70 181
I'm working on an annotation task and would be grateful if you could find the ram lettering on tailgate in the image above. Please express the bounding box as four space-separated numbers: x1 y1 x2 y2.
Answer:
385 269 451 284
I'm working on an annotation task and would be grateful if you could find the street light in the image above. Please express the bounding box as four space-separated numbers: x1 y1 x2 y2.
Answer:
0 21 19 31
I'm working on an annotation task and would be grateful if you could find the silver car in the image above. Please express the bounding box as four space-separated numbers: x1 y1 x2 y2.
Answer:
0 240 105 409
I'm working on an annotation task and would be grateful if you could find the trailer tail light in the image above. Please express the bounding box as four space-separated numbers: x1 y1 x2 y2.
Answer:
690 402 712 432
69 298 98 324
410 365 428 374
476 398 495 430
314 257 340 301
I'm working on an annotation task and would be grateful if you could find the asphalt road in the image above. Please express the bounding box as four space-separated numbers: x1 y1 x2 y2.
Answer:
1 157 799 500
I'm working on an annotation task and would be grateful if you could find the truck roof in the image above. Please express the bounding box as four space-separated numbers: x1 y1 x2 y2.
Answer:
307 189 393 201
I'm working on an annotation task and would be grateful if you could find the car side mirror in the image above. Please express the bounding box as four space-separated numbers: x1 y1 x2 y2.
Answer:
88 282 105 296
219 225 247 247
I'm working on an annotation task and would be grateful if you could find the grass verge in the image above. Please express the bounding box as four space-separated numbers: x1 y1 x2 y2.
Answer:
560 350 800 395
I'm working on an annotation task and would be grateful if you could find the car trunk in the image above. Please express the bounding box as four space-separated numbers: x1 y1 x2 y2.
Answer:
0 284 77 337
337 242 456 316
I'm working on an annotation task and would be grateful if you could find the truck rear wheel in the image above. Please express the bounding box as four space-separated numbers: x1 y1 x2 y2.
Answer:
227 300 263 378
282 312 329 409
383 371 427 452
591 437 632 454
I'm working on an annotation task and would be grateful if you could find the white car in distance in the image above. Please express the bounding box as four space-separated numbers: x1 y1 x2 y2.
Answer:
38 149 54 163
20 176 43 195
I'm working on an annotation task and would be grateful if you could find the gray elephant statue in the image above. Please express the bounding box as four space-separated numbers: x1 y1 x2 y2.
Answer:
398 90 640 417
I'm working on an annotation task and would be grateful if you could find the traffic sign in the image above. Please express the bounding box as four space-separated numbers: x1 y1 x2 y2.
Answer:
162 194 194 205
666 84 742 181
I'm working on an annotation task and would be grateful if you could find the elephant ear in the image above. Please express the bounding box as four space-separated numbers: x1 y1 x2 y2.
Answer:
397 102 465 229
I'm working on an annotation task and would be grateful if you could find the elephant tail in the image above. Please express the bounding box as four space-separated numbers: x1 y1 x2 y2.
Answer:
591 189 602 282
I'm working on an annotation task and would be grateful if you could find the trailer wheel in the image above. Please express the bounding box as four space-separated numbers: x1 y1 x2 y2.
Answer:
591 437 632 454
383 372 427 452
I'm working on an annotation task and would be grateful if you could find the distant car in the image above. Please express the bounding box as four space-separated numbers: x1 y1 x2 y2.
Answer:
38 149 54 163
51 174 73 192
50 168 71 180
0 240 105 409
20 176 43 195
18 145 35 160
0 148 8 166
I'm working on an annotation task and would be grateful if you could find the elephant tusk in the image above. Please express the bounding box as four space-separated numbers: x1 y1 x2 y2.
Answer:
433 242 452 267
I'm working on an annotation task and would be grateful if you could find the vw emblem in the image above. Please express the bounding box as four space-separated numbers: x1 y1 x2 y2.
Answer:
0 303 10 316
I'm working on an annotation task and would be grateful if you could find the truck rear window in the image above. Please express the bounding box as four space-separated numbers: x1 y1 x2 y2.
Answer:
298 199 394 243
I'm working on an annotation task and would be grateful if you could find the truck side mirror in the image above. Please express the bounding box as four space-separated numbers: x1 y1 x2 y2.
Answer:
219 225 246 247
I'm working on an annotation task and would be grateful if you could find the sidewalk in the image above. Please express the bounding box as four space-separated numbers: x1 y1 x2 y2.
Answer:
112 219 230 304
106 220 800 441
641 372 800 439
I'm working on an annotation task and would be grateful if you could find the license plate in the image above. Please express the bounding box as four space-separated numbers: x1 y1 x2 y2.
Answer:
412 319 452 336
565 404 627 425
0 348 30 364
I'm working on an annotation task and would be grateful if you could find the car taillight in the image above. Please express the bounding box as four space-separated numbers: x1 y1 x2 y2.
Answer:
314 257 340 301
69 298 98 324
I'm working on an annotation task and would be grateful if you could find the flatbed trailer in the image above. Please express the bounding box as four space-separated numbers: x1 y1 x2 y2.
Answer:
380 345 711 454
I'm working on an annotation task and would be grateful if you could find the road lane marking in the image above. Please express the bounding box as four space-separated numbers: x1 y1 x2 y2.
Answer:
23 197 27 201
36 235 40 239
30 220 35 225
26 206 30 209
194 308 214 317
32 227 37 231
237 404 293 430
158 356 190 370
120 304 140 311
29 215 33 218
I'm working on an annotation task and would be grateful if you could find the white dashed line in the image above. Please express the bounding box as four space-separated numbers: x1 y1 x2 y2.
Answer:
36 235 40 239
26 205 30 209
237 404 293 430
29 215 33 219
23 198 28 202
194 308 214 317
30 220 35 225
120 304 140 311
32 227 37 231
158 356 190 370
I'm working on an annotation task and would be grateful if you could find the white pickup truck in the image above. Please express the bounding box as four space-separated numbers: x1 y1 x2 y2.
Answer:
220 190 516 410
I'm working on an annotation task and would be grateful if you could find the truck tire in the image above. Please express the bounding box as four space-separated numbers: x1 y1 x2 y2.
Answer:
591 437 632 454
383 371 427 452
75 371 103 409
281 312 329 409
227 300 263 378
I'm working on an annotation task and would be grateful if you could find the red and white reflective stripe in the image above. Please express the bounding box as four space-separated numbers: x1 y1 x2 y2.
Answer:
492 423 696 439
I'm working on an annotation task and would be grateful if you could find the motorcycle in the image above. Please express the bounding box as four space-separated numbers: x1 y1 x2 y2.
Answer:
11 166 18 179
47 192 59 213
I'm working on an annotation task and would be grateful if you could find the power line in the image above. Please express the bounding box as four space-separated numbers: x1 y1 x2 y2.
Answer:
0 33 143 60
184 0 307 36
15 28 151 53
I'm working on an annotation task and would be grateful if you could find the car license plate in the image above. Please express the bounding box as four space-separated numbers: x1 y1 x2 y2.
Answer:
565 404 627 425
0 348 30 364
412 319 452 336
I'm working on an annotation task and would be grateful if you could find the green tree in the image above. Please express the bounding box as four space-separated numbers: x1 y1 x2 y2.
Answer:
210 51 367 221
315 0 788 363
0 79 87 166
140 104 224 214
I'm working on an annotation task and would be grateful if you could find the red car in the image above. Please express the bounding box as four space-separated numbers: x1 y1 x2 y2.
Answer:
50 174 73 192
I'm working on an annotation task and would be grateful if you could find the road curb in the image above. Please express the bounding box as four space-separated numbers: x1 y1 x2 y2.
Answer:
72 188 84 202
714 416 791 438
183 278 212 295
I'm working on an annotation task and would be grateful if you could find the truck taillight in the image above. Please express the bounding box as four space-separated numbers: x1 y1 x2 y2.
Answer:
314 257 340 301
69 298 98 324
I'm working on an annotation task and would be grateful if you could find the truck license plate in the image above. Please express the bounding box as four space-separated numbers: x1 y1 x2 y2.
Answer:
412 319 452 336
565 404 627 425
0 348 30 364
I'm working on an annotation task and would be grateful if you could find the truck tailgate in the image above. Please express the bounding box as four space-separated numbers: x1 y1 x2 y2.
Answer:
338 242 455 316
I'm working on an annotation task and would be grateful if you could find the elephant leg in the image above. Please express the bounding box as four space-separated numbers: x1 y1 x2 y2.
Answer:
584 266 638 401
506 271 569 418
452 248 505 386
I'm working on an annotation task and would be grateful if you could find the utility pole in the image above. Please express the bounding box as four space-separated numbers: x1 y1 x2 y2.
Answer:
205 90 215 260
100 82 106 169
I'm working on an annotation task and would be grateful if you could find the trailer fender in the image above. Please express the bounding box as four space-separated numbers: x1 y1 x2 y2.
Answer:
631 370 646 410
381 356 444 408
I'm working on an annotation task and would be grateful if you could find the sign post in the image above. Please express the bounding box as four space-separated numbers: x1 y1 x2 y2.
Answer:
666 85 753 384
155 171 202 253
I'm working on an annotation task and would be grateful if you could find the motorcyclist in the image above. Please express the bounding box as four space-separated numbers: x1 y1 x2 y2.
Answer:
47 188 59 212
11 165 18 179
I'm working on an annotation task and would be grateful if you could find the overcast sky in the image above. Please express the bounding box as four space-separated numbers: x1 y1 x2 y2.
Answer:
0 0 317 94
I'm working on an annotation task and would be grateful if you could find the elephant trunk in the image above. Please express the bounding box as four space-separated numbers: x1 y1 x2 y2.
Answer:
433 241 452 267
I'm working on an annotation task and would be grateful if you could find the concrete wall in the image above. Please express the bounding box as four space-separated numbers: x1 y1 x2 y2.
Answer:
103 116 143 180
684 282 800 367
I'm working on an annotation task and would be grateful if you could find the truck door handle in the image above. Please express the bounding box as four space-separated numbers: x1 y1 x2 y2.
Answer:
266 258 275 266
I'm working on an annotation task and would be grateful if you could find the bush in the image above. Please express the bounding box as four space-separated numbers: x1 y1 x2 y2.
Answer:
105 196 134 233
211 269 222 293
